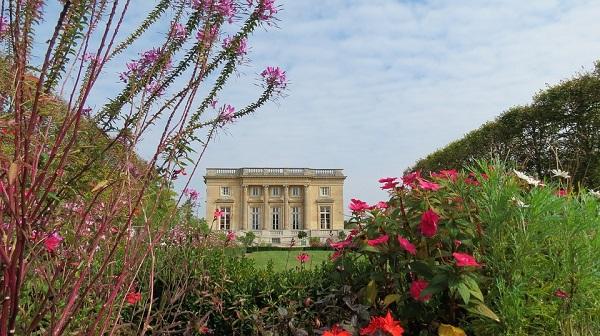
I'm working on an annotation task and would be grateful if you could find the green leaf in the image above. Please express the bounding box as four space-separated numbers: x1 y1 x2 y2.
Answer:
366 280 377 305
383 294 401 307
457 283 470 305
467 302 500 322
411 261 435 278
361 245 380 253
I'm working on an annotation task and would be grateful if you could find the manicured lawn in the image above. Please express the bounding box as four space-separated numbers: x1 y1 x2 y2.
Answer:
247 250 332 271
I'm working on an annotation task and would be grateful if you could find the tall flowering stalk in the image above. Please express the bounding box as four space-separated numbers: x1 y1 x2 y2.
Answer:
0 0 285 334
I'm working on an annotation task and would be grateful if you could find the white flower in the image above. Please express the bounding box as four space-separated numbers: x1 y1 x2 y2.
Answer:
551 169 570 179
513 170 542 186
511 197 529 208
590 190 600 198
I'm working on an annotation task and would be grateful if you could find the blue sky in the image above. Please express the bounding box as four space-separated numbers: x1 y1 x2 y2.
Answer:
36 0 600 218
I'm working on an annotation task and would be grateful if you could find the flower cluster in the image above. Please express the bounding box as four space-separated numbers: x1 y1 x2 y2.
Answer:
119 48 171 97
223 36 248 57
171 22 187 40
296 252 310 264
261 66 287 91
183 187 199 201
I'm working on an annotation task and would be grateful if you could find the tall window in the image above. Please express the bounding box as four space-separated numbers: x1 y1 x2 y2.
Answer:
272 207 280 230
220 207 231 230
221 186 230 197
319 206 331 229
291 207 302 230
251 207 261 230
319 186 330 197
271 186 281 197
290 186 301 197
250 186 261 197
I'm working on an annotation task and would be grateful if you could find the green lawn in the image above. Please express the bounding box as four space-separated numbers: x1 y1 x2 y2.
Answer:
246 250 332 271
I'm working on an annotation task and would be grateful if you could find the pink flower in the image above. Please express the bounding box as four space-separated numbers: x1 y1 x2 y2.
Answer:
402 171 421 186
419 209 439 238
554 289 569 299
417 178 441 191
44 232 63 252
330 239 352 250
226 230 235 242
349 198 371 213
397 236 416 255
378 177 397 183
431 169 458 181
367 234 389 246
213 208 224 219
183 188 199 201
171 22 186 39
261 66 287 89
453 252 481 267
216 0 236 23
410 279 431 302
380 181 399 190
220 104 235 123
375 201 388 210
296 252 310 264
196 26 219 44
556 188 567 197
255 0 278 21
125 291 142 304
223 36 248 56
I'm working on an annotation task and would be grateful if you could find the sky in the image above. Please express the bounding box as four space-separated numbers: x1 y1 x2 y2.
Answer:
35 0 600 218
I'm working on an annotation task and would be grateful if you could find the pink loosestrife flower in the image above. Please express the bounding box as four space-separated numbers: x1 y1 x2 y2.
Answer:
453 252 481 267
220 104 235 123
223 36 248 56
44 232 63 252
349 198 371 213
419 209 439 238
410 279 431 302
213 208 224 219
367 234 389 246
216 0 236 23
171 22 187 39
252 0 278 21
397 235 416 255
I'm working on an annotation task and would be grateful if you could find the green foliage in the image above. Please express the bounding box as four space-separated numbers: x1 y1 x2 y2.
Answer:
238 231 256 247
412 61 600 189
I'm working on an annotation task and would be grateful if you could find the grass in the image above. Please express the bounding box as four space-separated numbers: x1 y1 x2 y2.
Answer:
246 250 332 271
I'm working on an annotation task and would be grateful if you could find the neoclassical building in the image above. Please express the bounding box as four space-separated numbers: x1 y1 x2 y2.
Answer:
204 168 346 245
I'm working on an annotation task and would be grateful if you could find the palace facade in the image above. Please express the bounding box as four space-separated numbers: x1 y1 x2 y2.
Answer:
204 168 346 245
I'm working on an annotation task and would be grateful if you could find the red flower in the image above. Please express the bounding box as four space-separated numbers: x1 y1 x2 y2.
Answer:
44 232 63 252
360 311 404 336
367 234 389 246
349 198 372 213
296 252 310 264
380 181 399 190
554 289 569 299
431 169 458 181
397 235 416 255
324 324 352 336
226 230 236 242
402 171 421 186
417 178 441 191
453 252 481 267
376 201 388 210
378 177 397 183
556 188 567 197
125 291 142 304
330 239 352 250
419 209 439 238
410 279 431 302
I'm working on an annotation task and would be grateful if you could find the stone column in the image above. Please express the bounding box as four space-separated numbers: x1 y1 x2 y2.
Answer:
303 185 310 230
263 185 269 230
240 185 247 230
283 185 289 230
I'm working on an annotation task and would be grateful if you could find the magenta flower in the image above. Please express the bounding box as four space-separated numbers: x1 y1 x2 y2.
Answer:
417 178 441 191
44 232 63 252
0 16 9 36
261 66 287 89
184 188 199 201
255 0 278 21
196 26 219 45
431 169 458 182
375 201 388 210
223 36 248 56
367 234 389 246
453 252 481 267
380 180 399 190
419 209 439 238
226 230 236 242
216 0 236 23
296 252 310 264
171 22 186 40
349 198 371 213
378 177 397 183
556 188 567 197
402 171 422 186
220 104 235 123
554 289 569 299
330 239 352 250
410 279 431 302
397 235 416 255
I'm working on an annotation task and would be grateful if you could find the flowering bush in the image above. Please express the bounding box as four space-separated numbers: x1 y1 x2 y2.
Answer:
330 169 498 333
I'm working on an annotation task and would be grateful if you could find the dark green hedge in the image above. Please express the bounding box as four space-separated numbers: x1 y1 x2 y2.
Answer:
411 60 600 189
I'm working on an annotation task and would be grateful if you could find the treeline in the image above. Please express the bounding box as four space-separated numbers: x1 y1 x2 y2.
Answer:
411 61 600 189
